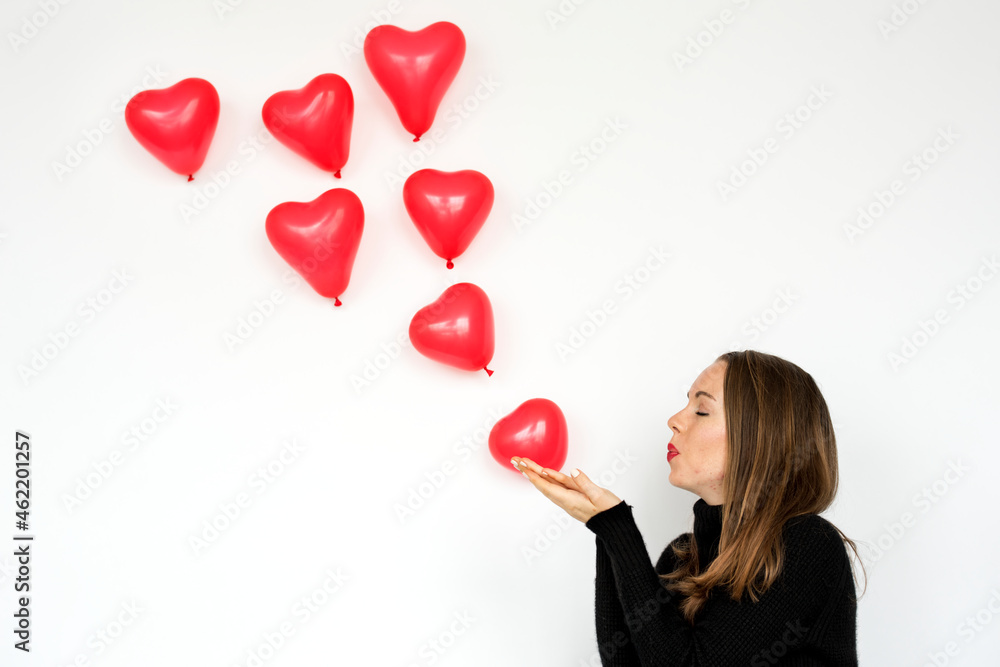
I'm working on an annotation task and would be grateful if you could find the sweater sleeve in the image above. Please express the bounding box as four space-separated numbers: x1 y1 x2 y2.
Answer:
594 536 642 666
585 499 854 666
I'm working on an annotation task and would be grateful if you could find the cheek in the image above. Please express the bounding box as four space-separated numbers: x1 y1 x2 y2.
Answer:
705 422 727 477
679 421 726 478
706 424 724 442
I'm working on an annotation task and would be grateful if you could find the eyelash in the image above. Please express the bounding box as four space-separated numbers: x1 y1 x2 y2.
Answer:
695 411 709 416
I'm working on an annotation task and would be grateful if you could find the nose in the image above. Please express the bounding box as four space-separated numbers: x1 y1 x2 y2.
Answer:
667 409 682 434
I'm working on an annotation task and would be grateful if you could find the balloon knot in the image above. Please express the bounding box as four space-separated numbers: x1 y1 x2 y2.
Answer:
334 297 342 307
187 174 194 182
446 260 454 269
334 170 341 178
484 367 494 377
413 135 421 142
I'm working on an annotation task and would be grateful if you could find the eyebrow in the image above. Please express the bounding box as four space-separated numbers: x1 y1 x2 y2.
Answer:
686 390 717 401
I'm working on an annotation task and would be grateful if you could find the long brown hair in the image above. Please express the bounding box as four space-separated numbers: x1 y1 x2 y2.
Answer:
659 349 867 623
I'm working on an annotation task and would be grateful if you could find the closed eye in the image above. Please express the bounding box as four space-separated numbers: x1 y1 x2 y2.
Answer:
695 412 709 416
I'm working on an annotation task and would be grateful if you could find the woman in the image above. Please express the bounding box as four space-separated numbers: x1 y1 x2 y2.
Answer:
512 349 866 665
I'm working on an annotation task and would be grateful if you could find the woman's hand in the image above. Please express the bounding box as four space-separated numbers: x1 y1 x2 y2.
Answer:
511 456 622 524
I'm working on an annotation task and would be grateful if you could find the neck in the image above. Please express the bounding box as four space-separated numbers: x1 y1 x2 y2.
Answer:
693 497 724 565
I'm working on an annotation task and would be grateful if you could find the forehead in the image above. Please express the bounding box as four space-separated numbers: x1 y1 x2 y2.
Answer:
691 360 726 394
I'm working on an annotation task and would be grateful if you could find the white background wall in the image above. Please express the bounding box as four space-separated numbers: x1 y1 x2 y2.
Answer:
2 0 999 665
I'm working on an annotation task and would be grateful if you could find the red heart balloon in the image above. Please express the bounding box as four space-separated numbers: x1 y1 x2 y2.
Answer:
262 73 354 178
489 399 569 473
409 282 494 375
363 22 465 141
403 169 494 269
124 78 220 181
265 188 364 305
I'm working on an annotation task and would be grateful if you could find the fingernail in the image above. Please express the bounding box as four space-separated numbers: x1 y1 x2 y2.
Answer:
510 458 519 469
522 472 529 479
572 469 580 477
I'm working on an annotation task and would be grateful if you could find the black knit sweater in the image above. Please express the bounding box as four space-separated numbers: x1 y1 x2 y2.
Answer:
584 498 858 666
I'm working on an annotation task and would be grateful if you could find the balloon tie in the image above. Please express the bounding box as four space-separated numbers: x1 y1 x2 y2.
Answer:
334 297 342 307
187 174 194 182
446 260 454 269
334 170 341 178
412 135 421 142
484 366 494 377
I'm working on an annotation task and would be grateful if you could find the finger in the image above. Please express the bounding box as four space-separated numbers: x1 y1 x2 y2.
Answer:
518 462 571 501
512 458 596 521
512 458 562 491
512 457 546 484
566 467 601 502
514 457 545 475
515 458 535 478
516 457 580 489
514 457 564 485
539 466 580 490
518 462 550 486
525 471 591 516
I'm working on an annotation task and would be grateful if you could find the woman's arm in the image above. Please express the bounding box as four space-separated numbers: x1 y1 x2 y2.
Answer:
586 500 852 666
594 536 642 666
